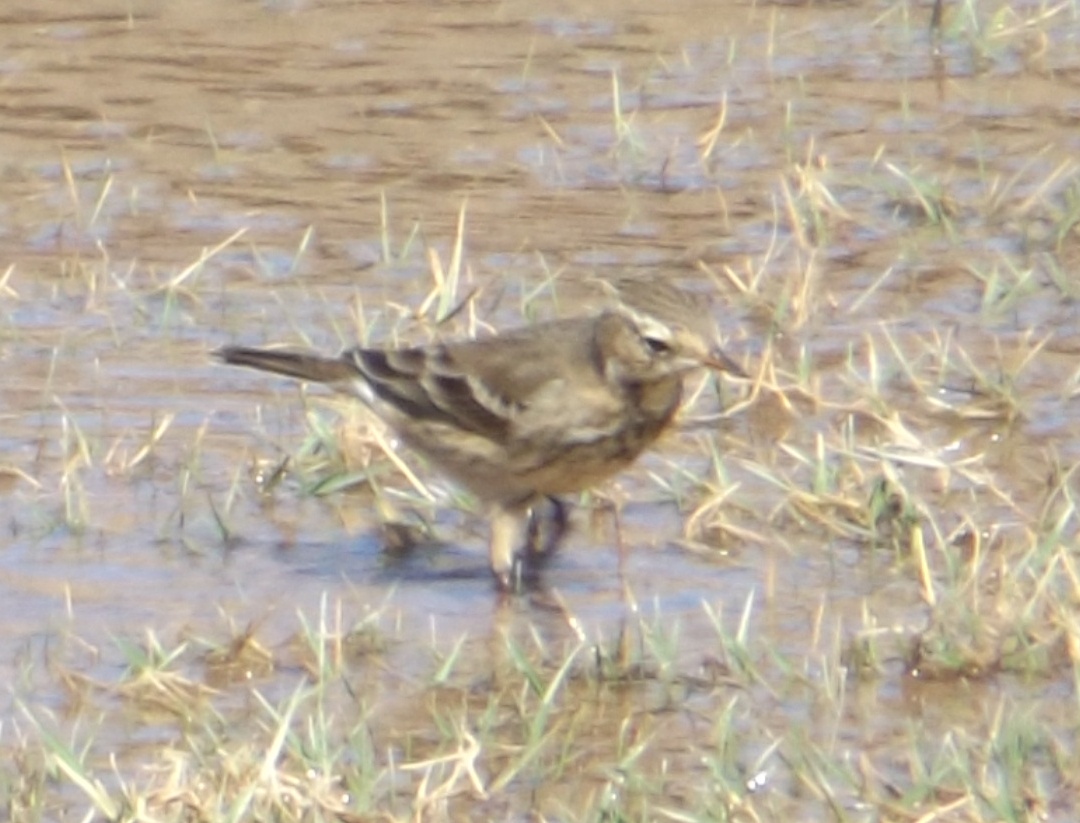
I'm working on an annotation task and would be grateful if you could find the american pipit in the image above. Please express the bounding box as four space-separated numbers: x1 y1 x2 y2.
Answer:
217 279 743 589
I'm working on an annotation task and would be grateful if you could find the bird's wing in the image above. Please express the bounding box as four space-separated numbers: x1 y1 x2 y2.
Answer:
348 317 603 442
348 345 512 440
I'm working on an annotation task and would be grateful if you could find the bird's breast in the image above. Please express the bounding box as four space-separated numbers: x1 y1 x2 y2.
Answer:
500 375 684 496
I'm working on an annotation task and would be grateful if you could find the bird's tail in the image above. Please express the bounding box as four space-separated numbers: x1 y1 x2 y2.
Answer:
216 346 358 384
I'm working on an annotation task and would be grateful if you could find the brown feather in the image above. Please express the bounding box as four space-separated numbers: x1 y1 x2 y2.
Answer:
215 346 357 384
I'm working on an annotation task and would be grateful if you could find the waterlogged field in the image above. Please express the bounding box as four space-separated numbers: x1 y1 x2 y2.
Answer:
3 0 1080 820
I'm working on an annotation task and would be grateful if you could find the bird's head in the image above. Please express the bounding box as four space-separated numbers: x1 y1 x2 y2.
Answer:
595 278 745 384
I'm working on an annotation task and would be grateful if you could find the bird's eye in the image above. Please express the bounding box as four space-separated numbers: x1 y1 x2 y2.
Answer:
644 336 672 354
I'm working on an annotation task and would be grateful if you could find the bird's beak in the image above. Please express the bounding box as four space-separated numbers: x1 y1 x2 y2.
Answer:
705 346 747 378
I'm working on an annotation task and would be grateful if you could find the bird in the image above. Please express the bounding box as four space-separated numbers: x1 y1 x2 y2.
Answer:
216 278 744 589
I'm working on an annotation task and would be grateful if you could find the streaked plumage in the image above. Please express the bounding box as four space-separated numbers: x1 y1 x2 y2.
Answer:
217 279 742 588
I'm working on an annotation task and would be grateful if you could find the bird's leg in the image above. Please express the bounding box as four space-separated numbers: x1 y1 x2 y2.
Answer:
489 502 529 591
490 497 570 591
525 496 569 560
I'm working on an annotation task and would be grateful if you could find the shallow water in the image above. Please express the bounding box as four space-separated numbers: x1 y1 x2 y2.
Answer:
3 0 1080 817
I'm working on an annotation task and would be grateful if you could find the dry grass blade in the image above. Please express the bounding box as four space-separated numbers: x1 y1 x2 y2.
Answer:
165 227 248 292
